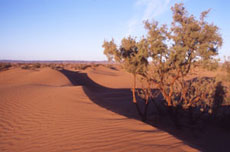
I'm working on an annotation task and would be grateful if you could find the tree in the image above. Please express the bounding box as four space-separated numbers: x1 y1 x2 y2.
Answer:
145 3 222 108
103 36 149 121
102 3 222 122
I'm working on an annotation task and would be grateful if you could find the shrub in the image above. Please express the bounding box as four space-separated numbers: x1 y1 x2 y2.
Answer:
102 3 223 122
0 63 11 71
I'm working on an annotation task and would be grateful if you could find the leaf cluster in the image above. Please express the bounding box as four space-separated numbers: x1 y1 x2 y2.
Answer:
102 3 223 108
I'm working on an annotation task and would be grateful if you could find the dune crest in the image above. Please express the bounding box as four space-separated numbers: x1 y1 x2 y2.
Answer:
0 67 197 152
0 68 71 87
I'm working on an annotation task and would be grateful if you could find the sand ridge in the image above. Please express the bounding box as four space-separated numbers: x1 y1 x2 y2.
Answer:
0 67 197 152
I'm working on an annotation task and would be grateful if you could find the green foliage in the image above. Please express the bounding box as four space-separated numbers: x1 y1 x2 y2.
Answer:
201 59 219 71
102 3 223 109
176 77 219 111
103 36 148 76
102 39 119 62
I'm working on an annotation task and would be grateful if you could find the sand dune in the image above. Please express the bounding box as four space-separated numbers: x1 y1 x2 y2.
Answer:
0 67 197 152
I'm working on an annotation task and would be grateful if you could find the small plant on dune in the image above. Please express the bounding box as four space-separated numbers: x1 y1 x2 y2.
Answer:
222 56 230 104
222 56 230 81
32 63 41 69
79 64 91 70
21 64 30 70
105 64 117 70
103 3 222 123
0 63 12 71
91 63 100 69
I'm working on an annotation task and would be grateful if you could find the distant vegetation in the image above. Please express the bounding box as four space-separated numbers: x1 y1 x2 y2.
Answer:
0 63 11 71
0 61 115 72
103 3 229 128
222 56 230 81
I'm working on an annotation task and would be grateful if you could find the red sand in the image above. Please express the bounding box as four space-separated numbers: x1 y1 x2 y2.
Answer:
0 67 197 152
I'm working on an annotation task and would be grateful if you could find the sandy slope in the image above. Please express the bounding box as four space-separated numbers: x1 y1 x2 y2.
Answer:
0 67 197 152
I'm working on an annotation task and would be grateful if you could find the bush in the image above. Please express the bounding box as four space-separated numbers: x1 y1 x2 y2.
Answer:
21 64 30 70
33 63 41 69
102 3 223 122
0 63 11 71
75 64 91 70
223 56 230 81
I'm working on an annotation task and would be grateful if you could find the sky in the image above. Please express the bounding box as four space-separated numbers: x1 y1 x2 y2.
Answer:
0 0 229 61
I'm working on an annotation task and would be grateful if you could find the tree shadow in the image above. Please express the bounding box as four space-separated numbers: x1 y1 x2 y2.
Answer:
59 69 230 152
59 69 139 119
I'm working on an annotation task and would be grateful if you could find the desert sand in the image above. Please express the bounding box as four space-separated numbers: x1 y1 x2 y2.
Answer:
0 66 198 152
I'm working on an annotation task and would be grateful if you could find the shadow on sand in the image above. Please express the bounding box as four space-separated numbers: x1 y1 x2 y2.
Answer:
60 69 230 152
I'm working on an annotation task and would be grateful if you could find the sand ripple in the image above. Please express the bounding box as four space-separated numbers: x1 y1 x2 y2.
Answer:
0 68 197 152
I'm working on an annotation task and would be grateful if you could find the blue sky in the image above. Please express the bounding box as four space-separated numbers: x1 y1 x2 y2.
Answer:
0 0 229 61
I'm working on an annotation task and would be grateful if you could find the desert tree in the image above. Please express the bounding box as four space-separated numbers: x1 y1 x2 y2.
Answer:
103 37 150 121
102 3 223 122
144 3 222 109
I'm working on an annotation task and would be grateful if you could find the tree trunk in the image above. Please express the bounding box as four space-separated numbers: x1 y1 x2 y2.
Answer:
132 73 142 119
132 74 137 103
160 87 172 106
132 74 150 122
